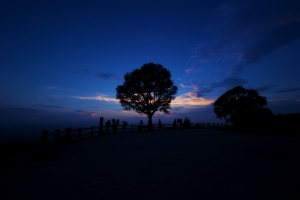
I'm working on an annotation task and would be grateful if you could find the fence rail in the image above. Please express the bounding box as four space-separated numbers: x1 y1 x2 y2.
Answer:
39 117 226 152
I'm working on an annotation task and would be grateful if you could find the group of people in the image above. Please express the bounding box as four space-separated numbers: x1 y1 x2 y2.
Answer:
105 118 192 133
105 119 124 133
138 119 163 129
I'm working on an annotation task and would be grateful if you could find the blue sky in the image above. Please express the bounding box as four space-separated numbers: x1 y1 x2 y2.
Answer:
1 0 300 138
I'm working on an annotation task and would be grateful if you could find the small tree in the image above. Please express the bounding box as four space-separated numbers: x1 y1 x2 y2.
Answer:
213 86 273 126
116 63 178 129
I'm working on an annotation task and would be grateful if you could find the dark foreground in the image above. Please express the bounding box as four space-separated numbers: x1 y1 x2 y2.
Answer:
1 129 300 200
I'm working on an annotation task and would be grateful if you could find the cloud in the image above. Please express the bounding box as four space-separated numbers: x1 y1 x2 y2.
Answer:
74 91 213 111
172 107 185 111
97 73 119 80
32 104 63 108
5 107 41 113
72 69 119 80
73 95 118 103
255 85 275 93
241 21 300 67
180 83 213 97
185 67 195 74
179 77 248 99
172 94 214 108
195 0 300 75
74 110 96 117
274 98 300 103
232 3 300 72
180 83 198 90
211 77 248 89
275 87 300 94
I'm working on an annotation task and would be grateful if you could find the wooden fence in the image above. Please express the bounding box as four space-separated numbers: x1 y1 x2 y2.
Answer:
39 117 226 152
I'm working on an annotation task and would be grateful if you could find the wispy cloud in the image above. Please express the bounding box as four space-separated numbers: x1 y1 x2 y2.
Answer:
275 87 300 94
97 73 118 80
32 104 63 108
194 0 300 75
72 69 119 80
233 20 300 74
74 110 96 117
255 85 276 93
179 77 248 99
6 107 41 112
211 77 248 89
185 67 195 74
72 95 118 102
73 92 213 111
172 94 214 108
180 83 200 97
180 83 212 97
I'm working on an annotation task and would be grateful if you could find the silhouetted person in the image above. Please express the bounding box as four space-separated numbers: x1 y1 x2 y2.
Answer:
122 121 128 129
138 120 143 126
183 118 191 128
138 120 143 132
105 120 111 133
173 119 177 127
158 119 162 129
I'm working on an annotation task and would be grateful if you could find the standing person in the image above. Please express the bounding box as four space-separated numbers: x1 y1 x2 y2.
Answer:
139 120 143 126
158 119 162 129
105 120 111 133
122 121 128 129
138 120 143 132
173 119 177 127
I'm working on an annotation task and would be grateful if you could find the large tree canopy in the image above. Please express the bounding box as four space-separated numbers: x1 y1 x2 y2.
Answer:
213 86 273 126
116 63 178 127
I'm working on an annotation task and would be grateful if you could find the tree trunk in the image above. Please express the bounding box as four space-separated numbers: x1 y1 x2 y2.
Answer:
147 114 153 131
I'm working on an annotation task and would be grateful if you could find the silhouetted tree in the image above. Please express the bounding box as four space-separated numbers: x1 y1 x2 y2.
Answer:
116 63 178 130
213 86 273 126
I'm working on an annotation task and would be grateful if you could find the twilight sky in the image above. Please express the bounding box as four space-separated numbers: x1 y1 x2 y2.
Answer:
1 0 300 135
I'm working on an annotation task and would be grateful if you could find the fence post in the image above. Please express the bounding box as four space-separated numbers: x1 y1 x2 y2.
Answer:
78 127 82 140
98 117 103 136
54 129 60 145
40 130 48 152
91 126 94 137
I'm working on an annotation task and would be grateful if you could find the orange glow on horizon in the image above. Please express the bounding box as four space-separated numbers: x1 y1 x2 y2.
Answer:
73 93 214 108
171 94 214 107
